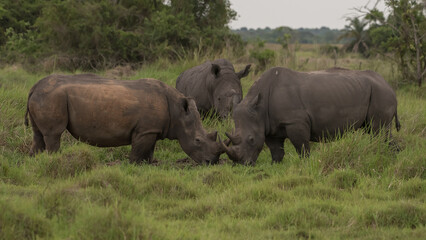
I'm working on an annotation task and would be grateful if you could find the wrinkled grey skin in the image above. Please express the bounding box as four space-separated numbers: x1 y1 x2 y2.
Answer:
222 67 401 165
176 59 251 118
25 74 224 164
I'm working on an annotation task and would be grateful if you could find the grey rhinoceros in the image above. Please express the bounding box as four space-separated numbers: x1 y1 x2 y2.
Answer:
221 67 401 165
25 74 224 164
176 59 251 118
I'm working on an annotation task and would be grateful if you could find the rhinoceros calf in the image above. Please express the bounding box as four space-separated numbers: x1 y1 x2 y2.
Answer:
176 59 251 118
25 74 224 164
222 67 401 165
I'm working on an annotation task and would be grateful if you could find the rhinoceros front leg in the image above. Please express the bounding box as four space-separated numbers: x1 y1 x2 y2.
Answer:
286 123 311 158
130 133 157 164
265 137 285 163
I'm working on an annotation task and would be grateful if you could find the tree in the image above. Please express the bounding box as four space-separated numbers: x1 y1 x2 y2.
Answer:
341 0 425 86
369 0 426 86
0 0 243 70
339 17 371 56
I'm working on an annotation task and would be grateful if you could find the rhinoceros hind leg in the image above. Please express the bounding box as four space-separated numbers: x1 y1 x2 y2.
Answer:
265 137 285 163
44 134 62 153
286 124 311 158
130 133 157 164
30 127 46 156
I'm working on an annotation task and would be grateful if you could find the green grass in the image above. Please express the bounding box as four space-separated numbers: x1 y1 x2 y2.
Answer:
0 49 425 239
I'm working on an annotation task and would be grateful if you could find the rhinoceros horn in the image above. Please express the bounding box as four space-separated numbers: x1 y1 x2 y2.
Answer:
218 135 237 160
225 132 240 145
232 94 240 109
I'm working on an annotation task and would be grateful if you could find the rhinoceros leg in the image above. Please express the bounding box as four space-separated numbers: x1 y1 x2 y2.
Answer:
44 134 62 153
368 119 401 151
130 133 157 164
286 124 311 158
29 124 45 156
265 137 285 163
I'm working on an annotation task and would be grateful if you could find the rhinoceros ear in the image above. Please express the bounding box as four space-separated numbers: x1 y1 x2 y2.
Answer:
211 64 221 78
249 93 261 109
237 64 251 79
181 98 190 114
207 131 218 141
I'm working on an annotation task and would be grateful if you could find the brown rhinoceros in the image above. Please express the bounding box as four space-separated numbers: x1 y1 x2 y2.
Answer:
25 74 224 164
222 67 401 165
176 59 251 118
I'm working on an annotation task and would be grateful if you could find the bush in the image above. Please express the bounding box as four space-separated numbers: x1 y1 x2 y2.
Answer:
319 44 340 56
0 0 242 70
250 47 275 72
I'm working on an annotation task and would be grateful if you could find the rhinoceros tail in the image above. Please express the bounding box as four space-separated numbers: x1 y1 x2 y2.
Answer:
24 92 32 127
395 111 401 132
24 110 29 126
25 84 37 127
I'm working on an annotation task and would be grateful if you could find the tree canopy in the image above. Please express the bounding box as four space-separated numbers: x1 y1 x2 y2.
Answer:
0 0 243 70
339 0 425 86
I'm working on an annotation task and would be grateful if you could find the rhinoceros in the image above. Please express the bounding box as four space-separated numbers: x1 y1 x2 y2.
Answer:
176 59 251 118
25 74 224 164
221 67 401 165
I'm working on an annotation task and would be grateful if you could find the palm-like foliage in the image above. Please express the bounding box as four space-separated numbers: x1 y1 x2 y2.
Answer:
339 17 371 56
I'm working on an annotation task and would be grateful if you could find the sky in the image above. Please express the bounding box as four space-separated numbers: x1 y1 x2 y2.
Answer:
228 0 387 30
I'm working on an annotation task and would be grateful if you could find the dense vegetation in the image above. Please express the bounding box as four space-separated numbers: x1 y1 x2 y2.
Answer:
1 46 425 239
233 26 345 44
339 0 426 86
0 0 243 70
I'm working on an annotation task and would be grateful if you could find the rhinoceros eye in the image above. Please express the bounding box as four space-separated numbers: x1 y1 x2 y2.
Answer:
195 137 202 146
248 136 255 145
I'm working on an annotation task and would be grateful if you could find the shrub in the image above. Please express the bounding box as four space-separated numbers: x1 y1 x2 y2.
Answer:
250 48 275 71
0 0 242 70
319 44 340 56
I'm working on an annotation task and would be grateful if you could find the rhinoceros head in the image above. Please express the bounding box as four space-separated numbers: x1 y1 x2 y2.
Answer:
174 98 224 164
210 63 251 118
221 93 265 166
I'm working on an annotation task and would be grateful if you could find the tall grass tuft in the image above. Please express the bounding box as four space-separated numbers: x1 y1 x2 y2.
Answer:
37 145 98 179
0 198 51 239
361 202 426 228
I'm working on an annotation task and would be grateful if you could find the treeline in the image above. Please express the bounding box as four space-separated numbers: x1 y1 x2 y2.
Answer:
340 0 425 86
233 26 345 44
0 0 243 70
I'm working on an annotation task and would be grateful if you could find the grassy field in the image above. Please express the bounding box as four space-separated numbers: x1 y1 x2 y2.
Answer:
0 48 425 239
